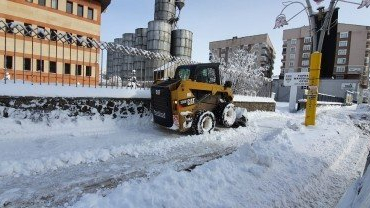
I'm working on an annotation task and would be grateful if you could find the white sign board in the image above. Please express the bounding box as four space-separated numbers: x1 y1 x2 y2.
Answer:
348 67 363 74
341 83 357 91
284 72 309 86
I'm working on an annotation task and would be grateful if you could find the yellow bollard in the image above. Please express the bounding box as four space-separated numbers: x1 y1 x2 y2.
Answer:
305 52 322 126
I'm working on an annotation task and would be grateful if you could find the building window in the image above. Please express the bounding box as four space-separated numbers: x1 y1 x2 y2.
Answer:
340 32 349 39
301 68 309 72
6 19 14 34
337 58 347 64
37 26 46 39
338 49 347 56
302 60 309 66
51 0 58 9
64 63 71 74
77 4 84 17
66 33 73 44
36 60 44 72
290 47 296 53
86 37 93 48
304 37 312 43
50 29 58 41
289 54 296 60
26 0 33 2
86 66 92 76
336 66 346 73
302 53 310 59
290 39 297 45
76 65 82 75
289 62 294 67
24 23 32 36
38 0 46 6
5 56 13 69
339 41 348 47
76 35 83 46
49 61 57 73
24 58 31 71
88 8 94 20
66 1 73 14
303 45 311 51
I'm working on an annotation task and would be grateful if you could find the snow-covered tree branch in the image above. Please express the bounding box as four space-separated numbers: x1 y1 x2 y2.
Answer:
211 45 272 96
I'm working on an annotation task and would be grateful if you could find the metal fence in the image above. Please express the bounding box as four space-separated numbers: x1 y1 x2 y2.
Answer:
0 20 195 89
302 93 345 103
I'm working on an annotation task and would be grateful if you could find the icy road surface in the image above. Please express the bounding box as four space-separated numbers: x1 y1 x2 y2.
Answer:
0 103 369 207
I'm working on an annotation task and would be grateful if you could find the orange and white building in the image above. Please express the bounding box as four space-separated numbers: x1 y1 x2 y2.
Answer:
0 0 110 85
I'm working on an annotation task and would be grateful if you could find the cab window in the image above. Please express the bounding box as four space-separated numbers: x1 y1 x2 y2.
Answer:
196 67 217 84
208 68 217 84
177 68 191 80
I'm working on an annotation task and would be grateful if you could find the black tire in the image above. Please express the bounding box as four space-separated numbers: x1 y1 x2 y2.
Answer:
192 111 216 135
232 115 248 128
215 103 236 128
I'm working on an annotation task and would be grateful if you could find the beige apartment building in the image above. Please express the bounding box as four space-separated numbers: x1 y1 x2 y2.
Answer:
281 23 370 80
0 0 110 85
209 34 276 78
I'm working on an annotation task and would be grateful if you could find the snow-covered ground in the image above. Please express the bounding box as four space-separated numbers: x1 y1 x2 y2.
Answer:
0 102 369 207
0 82 150 98
0 82 274 102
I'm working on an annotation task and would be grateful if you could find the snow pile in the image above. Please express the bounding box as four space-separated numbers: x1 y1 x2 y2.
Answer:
72 106 369 208
337 166 370 208
234 95 275 103
0 82 150 98
337 104 370 208
0 114 150 177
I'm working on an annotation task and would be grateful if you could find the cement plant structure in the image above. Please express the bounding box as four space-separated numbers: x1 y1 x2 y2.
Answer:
106 0 193 82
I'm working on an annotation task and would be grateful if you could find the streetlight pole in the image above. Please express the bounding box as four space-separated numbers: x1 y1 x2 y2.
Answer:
305 0 318 51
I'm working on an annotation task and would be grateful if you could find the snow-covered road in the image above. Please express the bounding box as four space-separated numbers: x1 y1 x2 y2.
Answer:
0 104 369 207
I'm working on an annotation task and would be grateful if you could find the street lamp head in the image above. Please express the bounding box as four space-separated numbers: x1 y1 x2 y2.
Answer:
358 0 370 8
317 6 325 11
274 14 289 29
313 0 325 4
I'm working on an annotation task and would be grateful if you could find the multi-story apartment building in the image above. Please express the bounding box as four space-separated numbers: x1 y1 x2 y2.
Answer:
281 23 370 80
0 0 110 85
209 34 276 78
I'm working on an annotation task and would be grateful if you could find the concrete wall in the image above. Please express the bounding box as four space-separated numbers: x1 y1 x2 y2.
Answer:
273 79 360 102
234 101 276 112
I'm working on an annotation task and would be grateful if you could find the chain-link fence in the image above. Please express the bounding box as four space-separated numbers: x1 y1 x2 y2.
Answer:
0 20 195 89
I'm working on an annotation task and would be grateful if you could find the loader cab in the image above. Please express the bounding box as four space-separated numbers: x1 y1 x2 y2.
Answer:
174 63 221 85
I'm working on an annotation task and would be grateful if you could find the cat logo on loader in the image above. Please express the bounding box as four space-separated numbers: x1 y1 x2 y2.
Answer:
151 63 247 134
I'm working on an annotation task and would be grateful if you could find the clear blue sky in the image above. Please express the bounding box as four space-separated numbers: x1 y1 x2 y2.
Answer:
101 0 370 75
